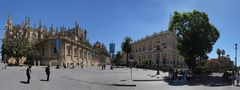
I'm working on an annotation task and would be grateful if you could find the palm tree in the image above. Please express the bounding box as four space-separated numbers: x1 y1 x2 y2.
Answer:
222 49 225 57
121 37 132 66
217 48 221 62
114 51 122 67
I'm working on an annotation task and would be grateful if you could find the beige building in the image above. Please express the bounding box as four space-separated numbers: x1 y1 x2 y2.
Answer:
3 16 111 67
123 30 186 68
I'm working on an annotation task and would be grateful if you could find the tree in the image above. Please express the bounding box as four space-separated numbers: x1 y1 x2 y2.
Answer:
26 42 38 65
121 37 132 66
217 48 221 62
2 25 32 65
222 49 225 57
169 10 220 72
114 51 122 67
216 49 225 63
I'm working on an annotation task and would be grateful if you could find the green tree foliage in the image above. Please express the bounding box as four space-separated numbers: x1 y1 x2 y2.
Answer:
114 51 122 67
26 43 38 65
222 50 225 56
2 25 33 65
216 48 226 63
169 10 220 72
121 37 132 66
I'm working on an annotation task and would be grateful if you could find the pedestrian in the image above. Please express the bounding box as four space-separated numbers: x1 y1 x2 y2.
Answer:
175 70 179 80
168 68 173 80
232 70 235 85
45 65 50 81
2 62 7 70
110 64 113 70
101 64 104 70
81 62 83 69
172 69 175 80
235 71 238 85
104 64 106 70
4 62 7 70
26 66 32 83
235 72 240 86
63 64 66 69
183 70 187 81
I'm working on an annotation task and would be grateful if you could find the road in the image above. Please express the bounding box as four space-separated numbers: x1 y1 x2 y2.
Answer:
0 64 239 90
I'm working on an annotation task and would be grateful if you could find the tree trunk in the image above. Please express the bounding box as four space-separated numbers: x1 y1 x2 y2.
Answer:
218 55 220 63
16 57 20 65
126 53 129 67
186 57 196 76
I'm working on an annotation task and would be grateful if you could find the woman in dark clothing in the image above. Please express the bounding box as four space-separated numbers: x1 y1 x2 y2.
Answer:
45 65 50 81
26 66 32 83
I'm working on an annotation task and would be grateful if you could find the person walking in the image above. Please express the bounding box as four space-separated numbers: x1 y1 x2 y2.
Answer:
2 62 7 70
110 64 113 70
175 70 179 80
236 72 240 86
26 66 32 83
168 68 173 80
4 62 7 70
103 64 106 70
101 63 104 70
45 65 50 81
232 70 235 85
81 62 83 69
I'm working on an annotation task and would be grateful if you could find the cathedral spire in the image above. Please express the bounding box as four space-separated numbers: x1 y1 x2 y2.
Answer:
33 24 37 32
61 25 65 32
75 21 79 28
38 20 42 32
28 17 30 25
50 24 54 32
56 26 59 32
25 16 27 23
7 15 12 25
6 15 13 28
56 26 59 37
43 25 47 32
25 16 30 28
75 21 79 36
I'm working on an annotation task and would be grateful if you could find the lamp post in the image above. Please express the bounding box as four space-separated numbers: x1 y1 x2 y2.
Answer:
129 53 134 79
156 42 160 75
235 43 237 71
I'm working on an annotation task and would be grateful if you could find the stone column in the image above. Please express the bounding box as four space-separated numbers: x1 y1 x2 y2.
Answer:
61 61 63 67
86 51 88 66
83 49 85 66
38 60 40 66
34 60 36 66
49 60 52 66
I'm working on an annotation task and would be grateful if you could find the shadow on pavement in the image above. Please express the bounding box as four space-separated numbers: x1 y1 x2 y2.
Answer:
147 74 161 78
234 85 240 87
64 76 136 87
39 79 48 82
19 81 29 84
163 75 233 87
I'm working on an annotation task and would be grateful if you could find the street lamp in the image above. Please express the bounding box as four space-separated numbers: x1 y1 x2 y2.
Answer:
156 42 160 75
129 53 134 79
235 43 237 71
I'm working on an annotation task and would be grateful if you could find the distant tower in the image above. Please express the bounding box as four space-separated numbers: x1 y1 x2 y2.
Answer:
109 41 115 61
168 13 172 28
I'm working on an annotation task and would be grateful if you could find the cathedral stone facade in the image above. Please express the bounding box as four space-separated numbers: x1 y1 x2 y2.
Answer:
2 16 111 67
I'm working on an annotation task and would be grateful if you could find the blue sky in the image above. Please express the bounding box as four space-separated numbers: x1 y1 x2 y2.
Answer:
0 0 240 65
